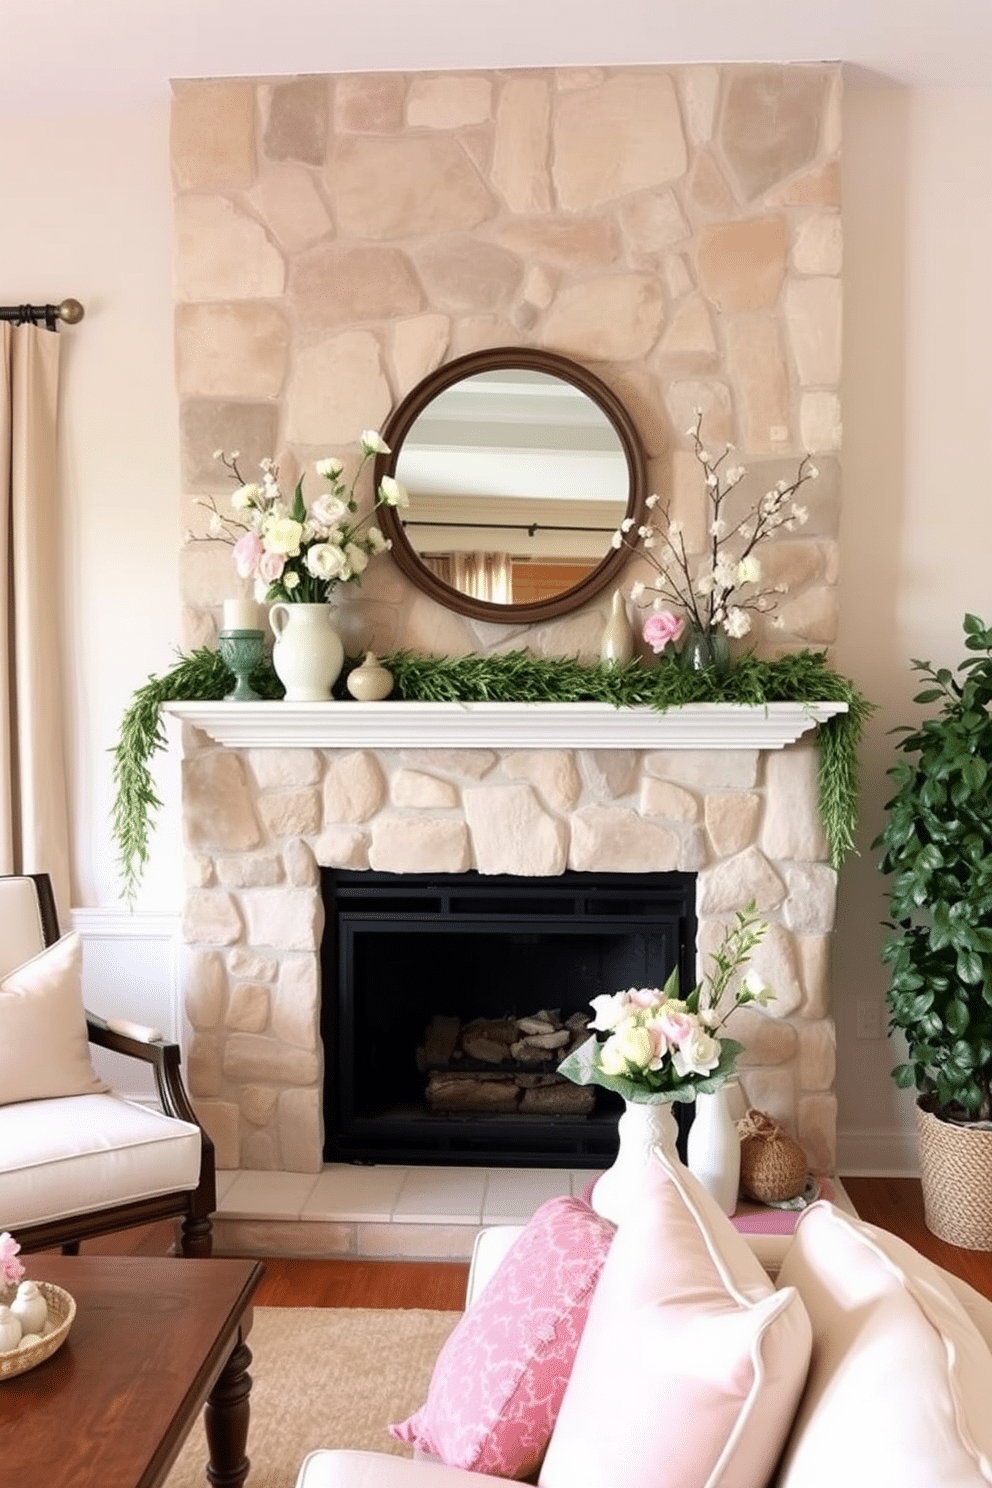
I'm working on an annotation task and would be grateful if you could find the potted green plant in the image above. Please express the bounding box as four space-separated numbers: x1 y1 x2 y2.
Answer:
877 612 992 1248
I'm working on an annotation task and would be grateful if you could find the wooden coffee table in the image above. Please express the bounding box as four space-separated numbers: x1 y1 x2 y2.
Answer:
0 1254 264 1487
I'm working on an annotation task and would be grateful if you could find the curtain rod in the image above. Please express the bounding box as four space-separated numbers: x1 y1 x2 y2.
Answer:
0 299 84 330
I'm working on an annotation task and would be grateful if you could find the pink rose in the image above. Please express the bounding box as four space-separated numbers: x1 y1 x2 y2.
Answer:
258 549 286 584
0 1232 24 1288
232 530 264 579
642 611 686 653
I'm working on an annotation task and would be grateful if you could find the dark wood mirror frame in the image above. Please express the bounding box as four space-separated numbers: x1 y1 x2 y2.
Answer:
373 347 648 624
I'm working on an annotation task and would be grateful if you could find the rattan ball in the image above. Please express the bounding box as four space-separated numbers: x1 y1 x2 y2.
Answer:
737 1109 809 1204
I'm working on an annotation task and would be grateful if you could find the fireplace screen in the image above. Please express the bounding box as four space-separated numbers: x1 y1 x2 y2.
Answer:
320 869 697 1167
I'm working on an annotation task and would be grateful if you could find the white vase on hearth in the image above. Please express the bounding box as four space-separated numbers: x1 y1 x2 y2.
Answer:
686 1081 741 1216
589 1098 679 1225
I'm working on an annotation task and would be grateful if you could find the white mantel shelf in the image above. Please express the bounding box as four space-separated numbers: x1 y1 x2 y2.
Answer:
163 700 848 751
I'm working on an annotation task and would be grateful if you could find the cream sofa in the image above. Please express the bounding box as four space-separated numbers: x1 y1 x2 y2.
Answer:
295 1148 992 1488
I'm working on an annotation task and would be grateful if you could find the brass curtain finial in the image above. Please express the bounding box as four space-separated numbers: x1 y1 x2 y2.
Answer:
57 299 84 324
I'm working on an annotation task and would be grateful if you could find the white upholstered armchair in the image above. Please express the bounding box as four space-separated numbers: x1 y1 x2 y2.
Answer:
0 873 215 1256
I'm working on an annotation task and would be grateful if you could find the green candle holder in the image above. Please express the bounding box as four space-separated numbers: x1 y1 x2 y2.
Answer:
218 629 265 701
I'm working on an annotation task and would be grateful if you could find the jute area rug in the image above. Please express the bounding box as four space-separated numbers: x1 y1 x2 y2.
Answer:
165 1306 459 1488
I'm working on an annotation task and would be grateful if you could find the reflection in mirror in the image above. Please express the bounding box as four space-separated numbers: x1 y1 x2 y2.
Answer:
376 349 647 623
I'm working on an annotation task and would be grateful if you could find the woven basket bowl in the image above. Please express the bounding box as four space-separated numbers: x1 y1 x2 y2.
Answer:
916 1097 992 1251
0 1283 76 1379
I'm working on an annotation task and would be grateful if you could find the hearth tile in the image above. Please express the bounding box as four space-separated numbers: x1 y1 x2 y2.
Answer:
482 1168 571 1224
219 1169 319 1220
392 1167 487 1224
303 1165 408 1222
215 1169 240 1204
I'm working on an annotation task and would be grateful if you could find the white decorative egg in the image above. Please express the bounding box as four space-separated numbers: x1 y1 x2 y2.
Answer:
11 1281 48 1336
16 1333 42 1349
0 1305 21 1352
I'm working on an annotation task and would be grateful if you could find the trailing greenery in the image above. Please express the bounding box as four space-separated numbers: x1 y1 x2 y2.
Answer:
876 614 992 1123
113 645 871 905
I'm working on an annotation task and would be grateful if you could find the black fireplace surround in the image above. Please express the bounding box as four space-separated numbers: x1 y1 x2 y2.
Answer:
320 868 697 1168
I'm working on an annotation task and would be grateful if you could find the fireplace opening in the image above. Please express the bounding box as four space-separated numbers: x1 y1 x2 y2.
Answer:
320 868 697 1168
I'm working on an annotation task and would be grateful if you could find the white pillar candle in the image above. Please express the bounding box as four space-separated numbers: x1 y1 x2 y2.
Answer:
222 598 260 631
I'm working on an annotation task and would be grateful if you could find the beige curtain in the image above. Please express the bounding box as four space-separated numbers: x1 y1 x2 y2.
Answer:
450 552 514 604
0 323 71 917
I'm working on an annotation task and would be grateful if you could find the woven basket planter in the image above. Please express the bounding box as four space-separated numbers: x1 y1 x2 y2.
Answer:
916 1096 992 1250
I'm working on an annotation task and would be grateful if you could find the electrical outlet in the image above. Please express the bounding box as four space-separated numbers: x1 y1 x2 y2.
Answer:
856 1000 883 1040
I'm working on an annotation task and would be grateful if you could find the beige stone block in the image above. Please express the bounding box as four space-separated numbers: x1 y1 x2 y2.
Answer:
659 295 717 369
521 264 557 314
696 218 788 313
792 215 842 276
696 917 802 1017
798 1021 836 1091
334 73 406 133
290 245 423 331
463 784 568 876
569 807 680 873
531 609 605 664
640 779 698 822
797 1093 837 1173
664 380 734 448
263 76 328 166
330 136 495 240
420 239 525 316
493 76 551 213
797 935 831 1019
195 1100 241 1171
248 749 323 789
495 217 619 269
185 852 214 889
187 1034 222 1098
407 74 492 128
725 1006 798 1065
368 817 471 874
678 66 721 144
273 957 320 1050
257 789 323 839
720 67 829 202
502 752 581 813
646 751 759 790
216 854 284 889
783 864 838 935
357 1223 479 1261
725 314 791 454
241 1130 279 1171
313 826 370 869
704 793 761 857
619 192 689 254
185 950 227 1028
553 73 686 209
171 82 255 191
662 253 695 299
324 751 387 823
244 888 322 952
800 391 842 453
735 1070 795 1135
698 848 786 915
223 1033 321 1086
540 274 666 361
391 770 460 809
666 449 710 553
175 196 285 303
212 1217 354 1256
761 743 829 861
176 303 290 400
400 749 498 780
390 315 450 397
225 981 270 1034
251 163 333 253
180 399 280 493
582 750 640 799
286 331 392 446
777 586 839 645
401 593 477 657
228 948 278 981
181 606 217 655
179 542 237 608
241 1086 279 1127
183 890 244 947
757 539 833 596
284 838 319 887
765 162 840 209
684 150 737 221
785 278 842 387
278 1088 324 1174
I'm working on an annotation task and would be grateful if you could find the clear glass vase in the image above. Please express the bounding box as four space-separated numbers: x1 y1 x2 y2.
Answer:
679 621 731 674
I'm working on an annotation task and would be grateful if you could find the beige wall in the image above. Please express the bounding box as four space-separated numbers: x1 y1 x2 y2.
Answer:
3 76 992 1170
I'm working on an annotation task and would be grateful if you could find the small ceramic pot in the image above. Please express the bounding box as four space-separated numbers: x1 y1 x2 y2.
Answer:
346 652 394 702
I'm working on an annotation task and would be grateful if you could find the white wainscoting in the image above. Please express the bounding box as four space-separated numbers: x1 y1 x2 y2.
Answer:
70 908 183 1102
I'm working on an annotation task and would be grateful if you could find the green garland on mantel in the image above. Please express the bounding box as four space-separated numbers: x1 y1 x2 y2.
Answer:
112 645 873 904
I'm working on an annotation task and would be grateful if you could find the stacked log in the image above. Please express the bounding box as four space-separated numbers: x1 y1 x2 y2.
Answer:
419 1008 595 1115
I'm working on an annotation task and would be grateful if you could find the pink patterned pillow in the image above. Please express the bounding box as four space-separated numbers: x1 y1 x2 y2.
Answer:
389 1196 616 1479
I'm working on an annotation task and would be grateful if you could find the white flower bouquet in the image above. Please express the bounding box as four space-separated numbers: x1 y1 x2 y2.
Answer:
194 431 409 605
557 903 772 1104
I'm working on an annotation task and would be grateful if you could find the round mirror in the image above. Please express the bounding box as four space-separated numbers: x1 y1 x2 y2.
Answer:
374 347 647 623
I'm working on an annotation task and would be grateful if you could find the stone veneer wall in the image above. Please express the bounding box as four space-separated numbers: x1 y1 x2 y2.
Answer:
182 735 838 1175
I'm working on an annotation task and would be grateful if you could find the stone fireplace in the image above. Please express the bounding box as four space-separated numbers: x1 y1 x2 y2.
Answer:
171 701 842 1177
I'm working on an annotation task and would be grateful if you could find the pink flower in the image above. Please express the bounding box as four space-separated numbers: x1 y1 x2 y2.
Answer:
642 611 686 653
257 549 286 584
0 1232 24 1288
232 530 264 579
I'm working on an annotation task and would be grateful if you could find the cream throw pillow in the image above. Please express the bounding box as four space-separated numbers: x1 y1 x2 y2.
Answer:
0 933 109 1105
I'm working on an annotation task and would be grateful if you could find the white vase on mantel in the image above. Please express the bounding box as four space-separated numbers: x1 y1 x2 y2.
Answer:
590 1098 679 1225
686 1081 742 1216
270 603 345 702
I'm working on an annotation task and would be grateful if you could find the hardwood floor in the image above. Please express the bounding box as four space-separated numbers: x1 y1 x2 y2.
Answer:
70 1176 992 1308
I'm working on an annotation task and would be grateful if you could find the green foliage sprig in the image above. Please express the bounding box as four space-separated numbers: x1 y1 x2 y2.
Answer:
876 613 992 1122
113 646 870 904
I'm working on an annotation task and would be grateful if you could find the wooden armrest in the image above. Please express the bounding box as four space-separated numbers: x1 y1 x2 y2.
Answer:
85 1012 202 1130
